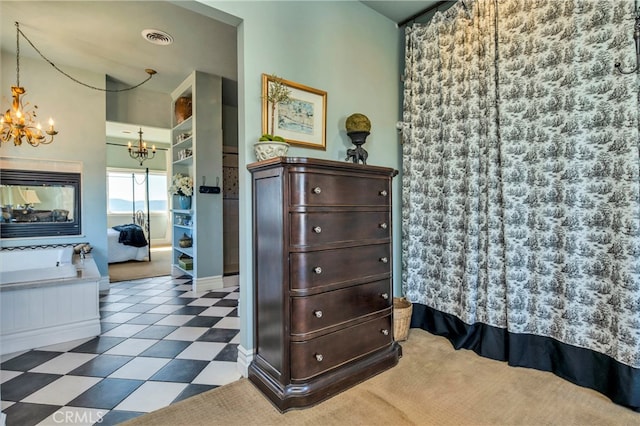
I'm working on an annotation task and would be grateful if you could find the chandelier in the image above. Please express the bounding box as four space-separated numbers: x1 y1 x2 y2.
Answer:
2 21 159 148
128 128 156 165
1 22 58 147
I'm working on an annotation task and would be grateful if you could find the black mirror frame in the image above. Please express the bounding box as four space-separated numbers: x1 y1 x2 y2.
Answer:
0 169 82 239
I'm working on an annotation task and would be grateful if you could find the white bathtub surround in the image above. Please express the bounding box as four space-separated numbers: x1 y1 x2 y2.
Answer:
0 246 76 287
0 252 101 356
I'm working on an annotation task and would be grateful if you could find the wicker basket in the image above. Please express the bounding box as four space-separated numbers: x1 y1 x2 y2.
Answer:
393 297 413 341
179 235 192 248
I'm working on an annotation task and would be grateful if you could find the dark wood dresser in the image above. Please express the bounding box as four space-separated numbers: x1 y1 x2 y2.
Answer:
247 157 401 411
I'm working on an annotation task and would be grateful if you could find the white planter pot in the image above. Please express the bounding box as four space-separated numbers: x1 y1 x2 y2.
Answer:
254 141 289 161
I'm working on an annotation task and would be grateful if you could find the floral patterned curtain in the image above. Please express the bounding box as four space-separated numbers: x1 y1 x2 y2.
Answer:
402 0 640 409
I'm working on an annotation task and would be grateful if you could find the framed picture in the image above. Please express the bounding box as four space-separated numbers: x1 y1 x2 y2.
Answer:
262 74 327 150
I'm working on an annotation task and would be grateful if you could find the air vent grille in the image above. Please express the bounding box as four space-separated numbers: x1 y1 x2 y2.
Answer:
141 29 173 45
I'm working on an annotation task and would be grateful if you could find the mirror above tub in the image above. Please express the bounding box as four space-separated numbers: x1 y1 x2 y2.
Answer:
0 169 81 238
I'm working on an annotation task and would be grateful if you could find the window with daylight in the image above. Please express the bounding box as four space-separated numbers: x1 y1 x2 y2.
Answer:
107 170 168 214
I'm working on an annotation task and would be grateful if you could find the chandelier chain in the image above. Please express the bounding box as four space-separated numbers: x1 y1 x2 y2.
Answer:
2 22 57 147
15 22 20 87
15 22 155 92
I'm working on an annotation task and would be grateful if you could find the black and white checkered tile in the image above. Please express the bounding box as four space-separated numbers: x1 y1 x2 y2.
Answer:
0 275 241 426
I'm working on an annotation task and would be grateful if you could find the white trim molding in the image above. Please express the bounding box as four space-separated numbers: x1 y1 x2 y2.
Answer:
236 344 254 377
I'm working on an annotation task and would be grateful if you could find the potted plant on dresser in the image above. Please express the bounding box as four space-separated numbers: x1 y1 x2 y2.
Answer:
255 74 292 161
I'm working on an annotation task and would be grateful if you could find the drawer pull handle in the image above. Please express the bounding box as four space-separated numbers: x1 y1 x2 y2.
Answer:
380 257 388 264
315 353 324 362
379 190 388 196
312 187 322 194
314 310 323 318
313 226 322 234
313 266 322 274
379 222 388 229
381 293 389 300
381 329 389 336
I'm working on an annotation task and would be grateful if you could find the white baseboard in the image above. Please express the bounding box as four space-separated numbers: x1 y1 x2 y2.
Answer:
99 276 110 292
193 275 224 292
1 319 101 356
223 274 239 288
237 344 254 377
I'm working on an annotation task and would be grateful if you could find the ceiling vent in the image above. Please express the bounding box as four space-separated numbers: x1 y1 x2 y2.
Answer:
141 29 174 46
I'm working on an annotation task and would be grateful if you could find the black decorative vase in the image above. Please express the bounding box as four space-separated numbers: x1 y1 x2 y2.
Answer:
345 131 369 165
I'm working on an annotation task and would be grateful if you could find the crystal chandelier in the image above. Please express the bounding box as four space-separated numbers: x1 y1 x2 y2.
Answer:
128 128 156 165
1 22 58 147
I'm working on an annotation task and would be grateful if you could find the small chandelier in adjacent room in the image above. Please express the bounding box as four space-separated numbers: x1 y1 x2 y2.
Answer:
1 22 58 147
128 128 156 165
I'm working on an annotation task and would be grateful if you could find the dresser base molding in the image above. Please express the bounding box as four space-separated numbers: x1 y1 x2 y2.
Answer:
248 342 402 412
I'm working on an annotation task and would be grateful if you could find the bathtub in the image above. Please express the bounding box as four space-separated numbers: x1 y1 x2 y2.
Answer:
0 246 77 286
0 246 100 355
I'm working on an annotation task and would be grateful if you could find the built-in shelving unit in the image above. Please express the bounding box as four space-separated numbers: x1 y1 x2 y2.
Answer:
172 209 193 276
170 71 224 291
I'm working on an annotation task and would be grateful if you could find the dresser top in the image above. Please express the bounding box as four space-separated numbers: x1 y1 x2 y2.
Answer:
247 157 398 177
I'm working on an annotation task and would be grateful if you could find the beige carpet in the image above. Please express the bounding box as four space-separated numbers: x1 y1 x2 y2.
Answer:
108 247 172 282
123 329 638 426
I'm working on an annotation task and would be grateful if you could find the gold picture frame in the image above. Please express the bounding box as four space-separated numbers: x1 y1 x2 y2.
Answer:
262 74 327 150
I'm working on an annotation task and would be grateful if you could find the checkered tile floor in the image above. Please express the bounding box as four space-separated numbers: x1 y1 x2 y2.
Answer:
1 275 241 425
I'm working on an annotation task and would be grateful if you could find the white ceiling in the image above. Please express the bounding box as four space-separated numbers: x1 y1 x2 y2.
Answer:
0 1 238 142
1 1 447 95
0 1 238 95
106 122 171 145
362 1 451 25
0 1 446 141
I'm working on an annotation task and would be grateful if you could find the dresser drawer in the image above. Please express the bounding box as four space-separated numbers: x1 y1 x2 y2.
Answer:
291 280 391 335
290 172 390 207
290 244 390 291
290 212 389 247
290 315 392 381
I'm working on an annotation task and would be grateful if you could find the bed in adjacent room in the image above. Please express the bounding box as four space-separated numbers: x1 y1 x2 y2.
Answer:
108 211 150 263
